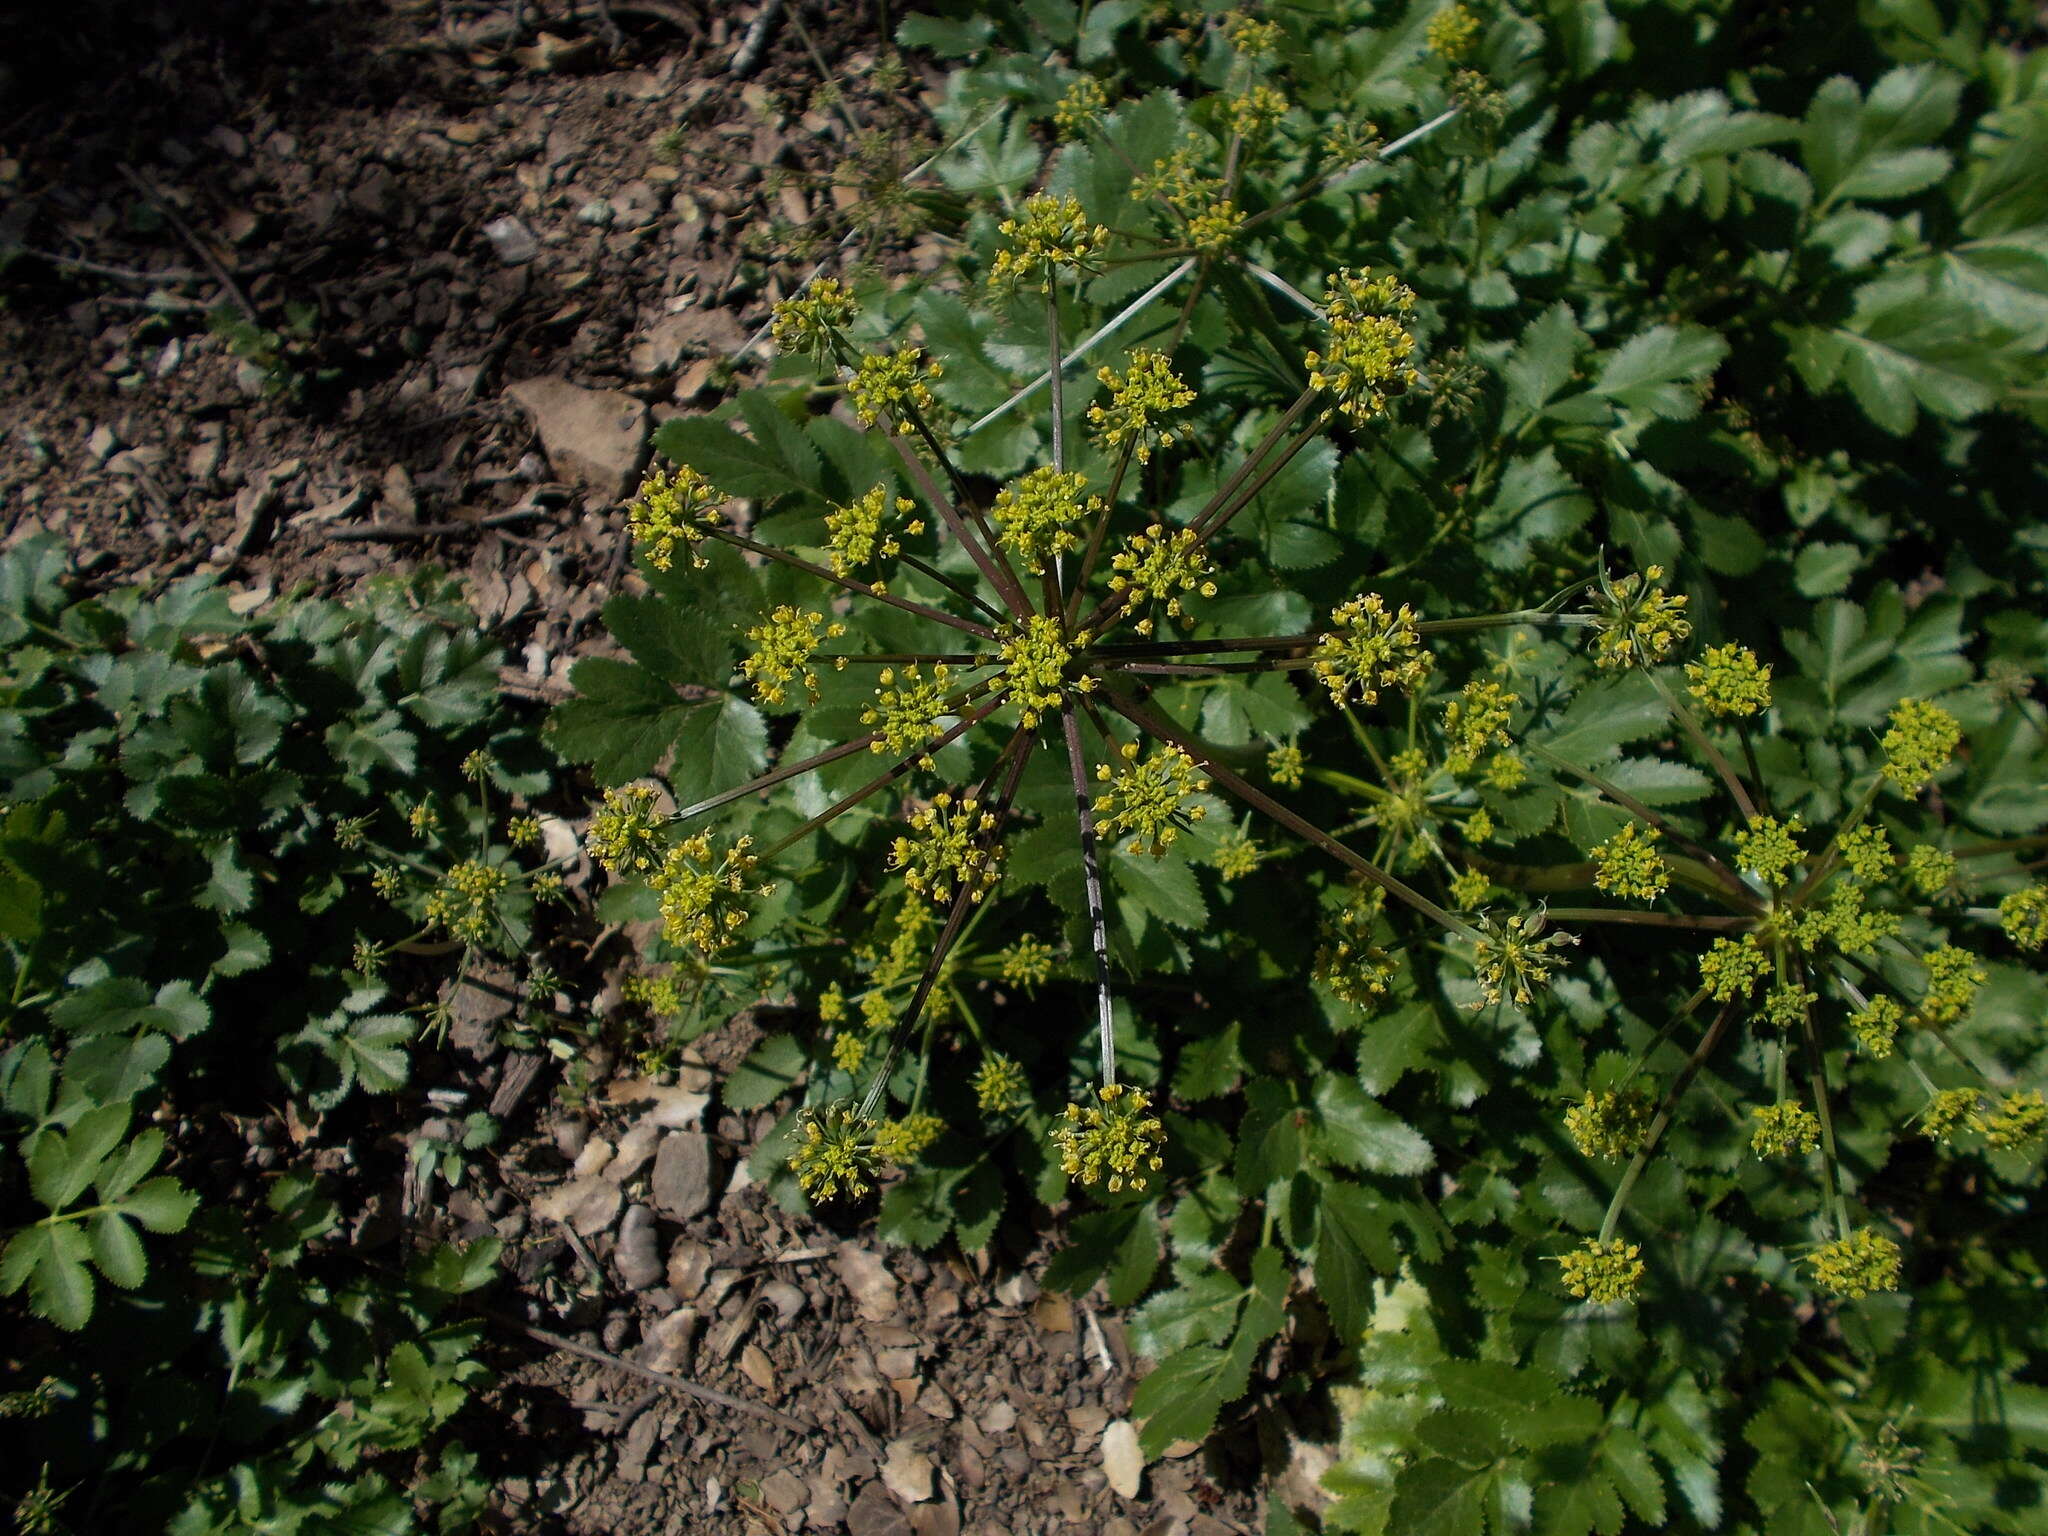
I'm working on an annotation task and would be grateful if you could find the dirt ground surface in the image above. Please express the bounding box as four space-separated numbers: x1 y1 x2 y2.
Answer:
0 3 1287 1531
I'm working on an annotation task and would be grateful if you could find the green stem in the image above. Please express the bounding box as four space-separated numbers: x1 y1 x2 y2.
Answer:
1597 998 1739 1244
1799 1001 1852 1239
1540 908 1754 931
1062 704 1120 1084
1644 668 1757 822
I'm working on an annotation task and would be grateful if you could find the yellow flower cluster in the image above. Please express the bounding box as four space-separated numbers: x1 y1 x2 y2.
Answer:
1590 565 1690 669
1556 1238 1643 1304
1088 350 1196 464
1880 698 1961 794
650 832 767 954
1685 643 1771 717
861 662 954 765
1751 1101 1821 1157
1564 1087 1657 1160
1053 76 1109 140
628 464 726 571
997 934 1057 989
1311 593 1432 707
770 276 858 360
424 859 511 945
1052 1083 1166 1193
849 348 943 429
1304 268 1419 423
1425 3 1481 60
1094 741 1210 855
743 606 846 705
788 1104 881 1203
825 486 925 583
586 783 667 876
1849 995 1903 1057
1699 933 1768 1000
1916 944 1985 1025
1805 1227 1902 1299
1223 85 1288 138
999 616 1085 727
873 1113 944 1166
989 194 1109 295
2000 885 2048 950
1267 741 1305 788
1316 899 1396 1006
888 792 1002 905
1442 679 1517 772
974 1052 1030 1114
1734 814 1805 887
1593 822 1669 901
1470 909 1579 1008
992 467 1102 572
1109 525 1217 635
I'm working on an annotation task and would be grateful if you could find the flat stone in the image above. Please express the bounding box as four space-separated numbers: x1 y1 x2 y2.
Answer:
1102 1419 1143 1499
650 1132 717 1221
760 1469 808 1516
483 214 538 265
531 1176 621 1237
881 1439 934 1504
846 1481 915 1536
615 1203 663 1289
834 1243 899 1323
505 376 649 501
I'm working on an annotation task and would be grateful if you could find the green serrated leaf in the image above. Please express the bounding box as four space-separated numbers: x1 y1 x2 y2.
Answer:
723 1034 807 1112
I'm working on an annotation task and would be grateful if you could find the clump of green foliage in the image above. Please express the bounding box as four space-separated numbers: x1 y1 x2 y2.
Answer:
0 539 555 1530
552 0 2048 1530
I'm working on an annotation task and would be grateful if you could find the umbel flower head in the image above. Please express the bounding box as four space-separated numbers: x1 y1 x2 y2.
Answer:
1109 524 1217 635
788 1103 882 1203
1589 564 1690 669
1089 350 1196 465
1442 679 1516 772
888 792 1002 905
1053 75 1109 140
1735 814 1805 887
1968 1089 2048 1150
424 860 510 945
586 783 667 876
1849 995 1904 1057
743 606 846 706
1880 698 1961 794
1311 593 1432 707
973 1052 1029 1114
1699 933 1768 1000
1686 643 1772 717
1805 1227 1903 1299
862 662 955 764
770 276 859 361
1052 1083 1166 1193
1425 2 1481 59
825 486 925 582
1593 822 1669 901
1316 898 1397 1005
1565 1087 1657 1160
997 934 1057 989
989 193 1109 294
1304 268 1419 423
1998 885 2048 950
1917 944 1986 1025
999 615 1084 727
992 467 1101 572
1469 909 1579 1008
873 1113 944 1166
628 464 726 571
1555 1238 1644 1304
1094 742 1210 856
849 347 943 429
1751 1101 1822 1157
650 832 768 954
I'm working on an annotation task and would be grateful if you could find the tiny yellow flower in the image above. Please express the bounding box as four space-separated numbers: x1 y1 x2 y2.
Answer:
1555 1238 1643 1304
1094 742 1210 856
1880 699 1961 795
1425 3 1481 60
1685 643 1771 717
1311 593 1432 707
1593 823 1668 901
1805 1227 1902 1299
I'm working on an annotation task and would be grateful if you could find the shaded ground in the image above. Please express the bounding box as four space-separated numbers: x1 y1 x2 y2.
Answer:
0 4 1278 1531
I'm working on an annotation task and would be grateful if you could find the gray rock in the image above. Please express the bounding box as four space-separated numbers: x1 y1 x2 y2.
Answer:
483 214 538 265
650 1132 718 1221
615 1203 664 1289
505 375 649 500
